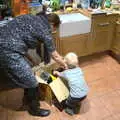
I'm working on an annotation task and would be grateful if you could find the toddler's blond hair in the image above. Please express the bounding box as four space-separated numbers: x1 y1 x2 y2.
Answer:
64 52 79 67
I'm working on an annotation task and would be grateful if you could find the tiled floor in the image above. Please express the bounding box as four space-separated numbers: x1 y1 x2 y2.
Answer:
0 53 120 120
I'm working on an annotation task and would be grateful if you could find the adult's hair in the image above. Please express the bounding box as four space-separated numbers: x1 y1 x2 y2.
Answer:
36 5 60 28
46 13 61 28
64 52 79 66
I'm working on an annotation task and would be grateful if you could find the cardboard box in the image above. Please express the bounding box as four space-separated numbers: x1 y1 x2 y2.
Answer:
33 63 69 104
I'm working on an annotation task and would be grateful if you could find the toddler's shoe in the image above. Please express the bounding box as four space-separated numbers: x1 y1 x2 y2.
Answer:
74 105 80 114
64 107 74 115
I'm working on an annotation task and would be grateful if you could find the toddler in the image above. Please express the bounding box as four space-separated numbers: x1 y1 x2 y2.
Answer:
53 52 89 115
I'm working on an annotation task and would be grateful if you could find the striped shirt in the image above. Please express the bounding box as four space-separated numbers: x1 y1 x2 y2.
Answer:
0 14 55 55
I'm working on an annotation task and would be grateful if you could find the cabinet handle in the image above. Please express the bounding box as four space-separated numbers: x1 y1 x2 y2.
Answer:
98 22 110 26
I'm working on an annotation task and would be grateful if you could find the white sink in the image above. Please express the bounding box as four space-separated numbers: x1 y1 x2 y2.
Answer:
59 13 91 37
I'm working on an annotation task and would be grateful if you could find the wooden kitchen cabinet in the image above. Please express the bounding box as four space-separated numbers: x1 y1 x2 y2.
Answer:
112 19 120 54
52 31 61 54
59 33 89 56
89 14 117 53
54 13 118 57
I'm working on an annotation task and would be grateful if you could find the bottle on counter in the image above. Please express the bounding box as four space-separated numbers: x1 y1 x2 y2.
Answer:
105 0 111 8
80 0 90 9
12 0 21 16
50 0 60 11
20 0 29 15
29 1 42 15
12 0 31 16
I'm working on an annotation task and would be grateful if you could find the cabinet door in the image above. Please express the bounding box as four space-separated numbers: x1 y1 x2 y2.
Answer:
112 22 120 54
115 33 120 48
91 14 116 53
112 33 120 53
60 34 88 56
94 30 110 52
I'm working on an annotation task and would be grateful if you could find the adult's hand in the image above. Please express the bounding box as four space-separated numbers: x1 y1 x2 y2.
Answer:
53 71 60 77
51 50 68 69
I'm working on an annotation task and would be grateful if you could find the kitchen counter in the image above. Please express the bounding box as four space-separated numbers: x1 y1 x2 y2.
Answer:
53 8 119 58
55 8 120 18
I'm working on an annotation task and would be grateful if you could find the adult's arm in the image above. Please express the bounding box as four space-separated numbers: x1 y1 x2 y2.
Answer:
33 15 67 68
51 50 67 69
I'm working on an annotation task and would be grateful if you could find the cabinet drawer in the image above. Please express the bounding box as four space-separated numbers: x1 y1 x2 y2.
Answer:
92 14 108 22
92 18 111 31
92 14 117 23
92 14 116 31
93 22 110 31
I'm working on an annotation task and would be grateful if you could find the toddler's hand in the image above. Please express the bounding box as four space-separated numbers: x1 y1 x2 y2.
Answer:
53 71 60 77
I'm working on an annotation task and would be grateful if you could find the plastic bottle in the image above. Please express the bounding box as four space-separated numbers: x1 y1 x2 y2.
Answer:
29 1 42 15
105 0 111 8
12 0 21 16
12 0 30 16
20 0 29 15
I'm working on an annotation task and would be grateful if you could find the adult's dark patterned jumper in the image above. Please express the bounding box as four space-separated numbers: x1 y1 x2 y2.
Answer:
0 14 55 88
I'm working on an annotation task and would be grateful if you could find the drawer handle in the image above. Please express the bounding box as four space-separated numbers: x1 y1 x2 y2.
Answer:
98 22 110 26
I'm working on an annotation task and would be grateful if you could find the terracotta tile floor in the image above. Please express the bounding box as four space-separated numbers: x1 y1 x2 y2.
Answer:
0 53 120 120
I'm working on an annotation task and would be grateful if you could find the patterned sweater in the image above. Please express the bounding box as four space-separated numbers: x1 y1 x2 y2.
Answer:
0 14 55 55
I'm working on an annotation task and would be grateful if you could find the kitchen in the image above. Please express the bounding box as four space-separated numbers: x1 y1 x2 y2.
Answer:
0 0 120 119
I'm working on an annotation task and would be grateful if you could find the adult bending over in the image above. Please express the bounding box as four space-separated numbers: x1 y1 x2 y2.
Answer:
0 11 67 117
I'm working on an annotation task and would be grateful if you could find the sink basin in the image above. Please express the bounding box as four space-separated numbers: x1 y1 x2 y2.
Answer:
59 13 91 37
